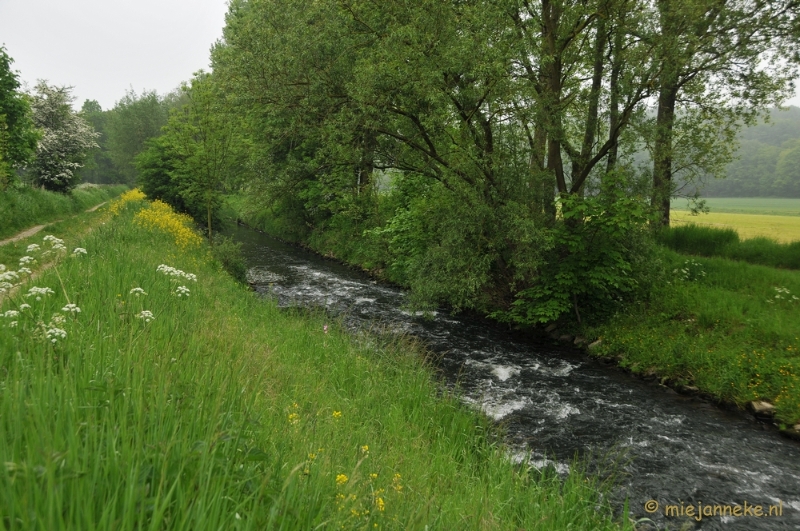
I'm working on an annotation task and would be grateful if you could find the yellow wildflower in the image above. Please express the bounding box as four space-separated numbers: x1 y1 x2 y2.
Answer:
332 410 342 419
335 474 348 486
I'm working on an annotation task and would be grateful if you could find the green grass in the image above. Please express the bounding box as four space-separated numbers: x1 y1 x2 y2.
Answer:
591 248 800 425
656 224 800 269
671 197 800 216
0 197 629 530
0 184 127 240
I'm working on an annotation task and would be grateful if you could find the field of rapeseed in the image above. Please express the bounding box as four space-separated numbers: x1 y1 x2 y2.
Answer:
0 194 630 530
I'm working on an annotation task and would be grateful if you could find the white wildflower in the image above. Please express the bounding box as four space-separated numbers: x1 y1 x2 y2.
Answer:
50 314 66 326
129 287 147 296
8 321 17 328
0 264 5 272
156 264 197 282
26 244 40 253
137 310 155 323
72 247 88 256
25 286 55 300
46 327 67 344
175 285 190 298
61 304 81 314
43 235 64 246
3 310 19 318
18 267 32 275
19 256 35 266
0 270 20 282
52 243 67 252
19 303 31 310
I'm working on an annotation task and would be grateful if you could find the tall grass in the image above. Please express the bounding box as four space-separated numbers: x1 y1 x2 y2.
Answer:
0 195 629 530
657 224 800 269
0 184 127 240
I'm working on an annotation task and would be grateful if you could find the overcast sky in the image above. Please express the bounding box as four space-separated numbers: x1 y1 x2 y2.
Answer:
1 0 800 112
0 0 229 110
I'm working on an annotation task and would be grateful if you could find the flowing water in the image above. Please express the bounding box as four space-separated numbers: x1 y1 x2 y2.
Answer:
227 224 800 530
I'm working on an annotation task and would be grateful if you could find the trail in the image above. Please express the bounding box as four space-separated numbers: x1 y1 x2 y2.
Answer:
0 201 107 247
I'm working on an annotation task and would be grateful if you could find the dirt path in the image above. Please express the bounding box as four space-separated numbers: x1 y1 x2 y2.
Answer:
0 201 108 247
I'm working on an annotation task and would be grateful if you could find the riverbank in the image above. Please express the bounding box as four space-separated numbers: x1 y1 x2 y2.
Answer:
0 193 629 530
0 183 128 240
227 198 800 436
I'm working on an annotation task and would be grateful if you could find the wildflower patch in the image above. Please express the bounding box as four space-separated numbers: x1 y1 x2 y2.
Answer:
135 200 203 250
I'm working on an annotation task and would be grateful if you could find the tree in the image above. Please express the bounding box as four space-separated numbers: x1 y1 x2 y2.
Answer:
28 82 99 192
106 89 169 184
649 0 798 225
0 46 38 190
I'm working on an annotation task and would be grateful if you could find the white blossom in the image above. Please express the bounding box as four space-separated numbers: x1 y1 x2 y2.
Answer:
3 310 19 318
8 321 17 328
18 267 32 275
61 304 81 314
157 264 197 282
50 314 66 326
137 310 155 323
72 247 87 256
25 286 55 300
19 303 31 310
129 287 147 296
175 286 190 298
19 256 35 266
26 244 40 253
43 235 64 246
46 327 67 344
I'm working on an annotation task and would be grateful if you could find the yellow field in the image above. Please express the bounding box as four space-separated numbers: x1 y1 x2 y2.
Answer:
671 211 800 243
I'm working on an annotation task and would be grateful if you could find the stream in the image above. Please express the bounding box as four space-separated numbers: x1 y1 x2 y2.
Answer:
226 223 800 530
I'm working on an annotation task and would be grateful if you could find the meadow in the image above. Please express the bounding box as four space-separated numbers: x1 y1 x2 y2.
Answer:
0 192 629 530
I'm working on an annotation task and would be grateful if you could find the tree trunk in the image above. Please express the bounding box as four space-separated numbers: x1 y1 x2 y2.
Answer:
652 81 678 227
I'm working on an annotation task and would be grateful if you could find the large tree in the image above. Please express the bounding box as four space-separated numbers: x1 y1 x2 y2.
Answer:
28 82 98 192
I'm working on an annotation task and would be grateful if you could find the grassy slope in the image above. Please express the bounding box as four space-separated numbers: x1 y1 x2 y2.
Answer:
0 184 128 240
0 194 628 530
591 249 800 426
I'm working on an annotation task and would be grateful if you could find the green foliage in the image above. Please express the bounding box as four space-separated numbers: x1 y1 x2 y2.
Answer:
503 179 654 325
657 223 800 269
0 46 38 189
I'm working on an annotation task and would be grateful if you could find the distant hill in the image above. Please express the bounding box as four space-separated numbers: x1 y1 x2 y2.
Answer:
700 107 800 197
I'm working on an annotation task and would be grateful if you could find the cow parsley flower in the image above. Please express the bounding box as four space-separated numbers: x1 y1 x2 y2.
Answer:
26 244 40 253
46 327 67 344
129 287 147 296
156 264 197 282
8 321 17 328
72 247 87 256
62 304 81 314
19 256 35 266
43 235 64 246
25 286 55 300
137 310 155 323
0 282 13 294
0 264 5 272
52 243 67 252
19 303 31 310
18 267 32 275
50 314 66 326
3 310 19 318
175 286 190 298
0 270 20 282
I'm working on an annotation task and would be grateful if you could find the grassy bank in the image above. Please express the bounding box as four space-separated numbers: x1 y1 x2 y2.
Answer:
0 193 629 530
590 248 800 427
0 184 127 240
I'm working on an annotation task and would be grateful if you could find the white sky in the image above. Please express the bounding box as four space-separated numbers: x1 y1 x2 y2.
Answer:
0 0 229 110
1 0 800 113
